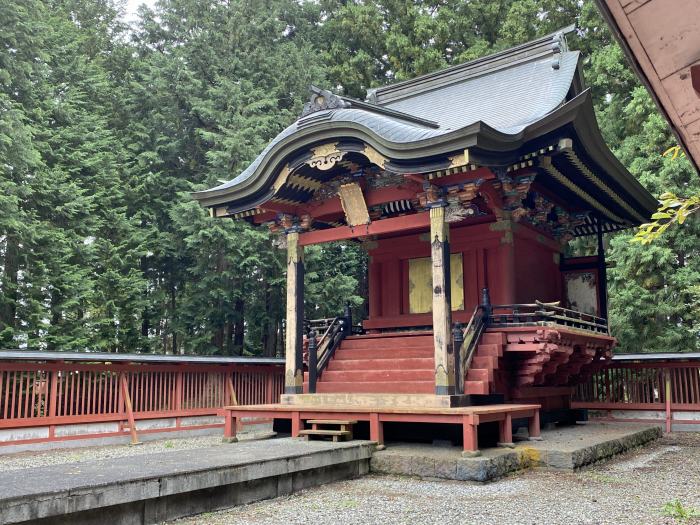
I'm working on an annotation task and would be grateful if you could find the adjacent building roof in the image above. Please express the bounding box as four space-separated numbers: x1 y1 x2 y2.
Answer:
596 0 700 174
192 26 657 230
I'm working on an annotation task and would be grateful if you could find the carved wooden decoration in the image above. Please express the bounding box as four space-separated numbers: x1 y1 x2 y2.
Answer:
307 143 345 171
361 144 387 169
272 164 291 192
338 182 370 227
447 149 470 169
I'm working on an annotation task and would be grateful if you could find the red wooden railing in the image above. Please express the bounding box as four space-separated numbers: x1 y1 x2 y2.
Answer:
0 354 284 447
573 359 700 431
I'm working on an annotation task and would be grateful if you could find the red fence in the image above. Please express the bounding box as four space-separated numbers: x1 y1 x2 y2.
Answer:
573 359 700 431
0 353 284 448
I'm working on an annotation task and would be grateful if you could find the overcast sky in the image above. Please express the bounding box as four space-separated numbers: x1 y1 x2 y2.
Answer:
123 0 157 22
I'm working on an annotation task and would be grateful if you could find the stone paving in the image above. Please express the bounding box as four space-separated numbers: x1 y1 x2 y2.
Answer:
172 432 700 525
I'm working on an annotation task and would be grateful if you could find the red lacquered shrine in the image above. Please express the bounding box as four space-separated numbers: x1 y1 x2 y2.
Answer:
193 28 657 452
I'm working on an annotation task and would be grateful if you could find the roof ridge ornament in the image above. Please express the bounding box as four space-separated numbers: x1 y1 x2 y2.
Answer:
551 31 568 70
301 85 351 117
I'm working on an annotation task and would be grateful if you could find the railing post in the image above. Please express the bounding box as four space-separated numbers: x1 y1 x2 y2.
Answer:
308 330 317 394
481 287 492 321
665 368 672 433
175 370 183 411
48 369 59 418
453 323 464 394
344 302 353 336
266 371 274 404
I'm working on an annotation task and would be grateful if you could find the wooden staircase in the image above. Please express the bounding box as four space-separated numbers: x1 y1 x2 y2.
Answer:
301 324 612 402
304 332 435 394
464 332 506 395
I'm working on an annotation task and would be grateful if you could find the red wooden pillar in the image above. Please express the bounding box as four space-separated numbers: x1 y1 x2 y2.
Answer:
498 413 514 447
462 414 480 457
291 411 302 437
528 410 542 440
369 412 385 449
368 259 382 319
223 409 238 443
48 368 59 439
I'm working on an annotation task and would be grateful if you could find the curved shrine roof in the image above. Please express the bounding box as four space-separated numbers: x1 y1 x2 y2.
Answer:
192 26 657 229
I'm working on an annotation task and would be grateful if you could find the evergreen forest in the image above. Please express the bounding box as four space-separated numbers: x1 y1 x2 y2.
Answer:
1 0 698 356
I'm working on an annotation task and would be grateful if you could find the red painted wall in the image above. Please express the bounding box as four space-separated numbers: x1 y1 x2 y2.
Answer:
364 220 564 330
512 225 563 304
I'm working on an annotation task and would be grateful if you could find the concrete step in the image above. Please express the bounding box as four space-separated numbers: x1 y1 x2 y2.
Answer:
333 348 433 360
340 335 433 350
316 381 434 394
326 357 434 371
464 380 489 395
319 369 434 383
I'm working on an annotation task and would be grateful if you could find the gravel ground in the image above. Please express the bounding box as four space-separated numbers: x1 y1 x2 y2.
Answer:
172 432 700 525
0 435 224 472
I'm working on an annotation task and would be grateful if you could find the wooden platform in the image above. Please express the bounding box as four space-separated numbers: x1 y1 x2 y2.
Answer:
222 403 540 455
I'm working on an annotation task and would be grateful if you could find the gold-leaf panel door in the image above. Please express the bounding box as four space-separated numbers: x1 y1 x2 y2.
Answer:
408 253 464 313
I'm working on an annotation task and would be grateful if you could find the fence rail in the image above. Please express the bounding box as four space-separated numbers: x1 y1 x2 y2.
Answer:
0 356 284 446
573 360 700 431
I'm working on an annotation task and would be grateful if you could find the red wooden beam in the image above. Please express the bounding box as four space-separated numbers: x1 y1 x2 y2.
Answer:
306 186 421 219
299 211 430 246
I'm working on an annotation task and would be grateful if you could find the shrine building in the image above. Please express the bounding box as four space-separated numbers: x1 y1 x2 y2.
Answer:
193 28 657 452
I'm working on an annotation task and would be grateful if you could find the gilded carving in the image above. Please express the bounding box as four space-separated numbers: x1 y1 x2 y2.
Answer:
272 164 291 192
308 142 345 171
447 149 470 169
362 144 387 169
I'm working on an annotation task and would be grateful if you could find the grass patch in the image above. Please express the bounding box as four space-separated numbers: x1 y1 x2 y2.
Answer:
661 500 700 522
581 472 624 484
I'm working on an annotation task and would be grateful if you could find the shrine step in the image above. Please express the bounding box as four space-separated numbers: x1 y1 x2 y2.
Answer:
297 429 352 442
340 335 433 350
464 380 489 395
326 357 434 371
333 348 432 360
466 368 492 383
281 393 460 408
318 369 433 383
316 381 434 394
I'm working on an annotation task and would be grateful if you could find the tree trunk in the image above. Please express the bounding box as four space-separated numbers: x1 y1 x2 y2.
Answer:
232 297 245 355
0 235 19 337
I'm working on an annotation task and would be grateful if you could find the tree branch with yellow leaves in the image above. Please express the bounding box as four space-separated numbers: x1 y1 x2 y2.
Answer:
633 146 699 244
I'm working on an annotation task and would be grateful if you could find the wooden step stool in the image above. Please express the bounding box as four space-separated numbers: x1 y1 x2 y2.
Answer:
298 419 357 442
